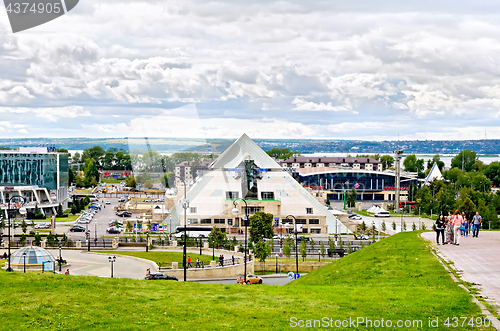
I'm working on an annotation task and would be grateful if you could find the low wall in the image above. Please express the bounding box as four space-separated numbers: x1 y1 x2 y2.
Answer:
165 261 254 279
254 261 330 273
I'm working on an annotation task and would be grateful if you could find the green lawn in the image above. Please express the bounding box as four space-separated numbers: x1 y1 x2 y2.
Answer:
0 232 494 330
93 251 215 264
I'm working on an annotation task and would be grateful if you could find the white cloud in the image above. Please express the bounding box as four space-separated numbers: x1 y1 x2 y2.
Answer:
0 1 498 139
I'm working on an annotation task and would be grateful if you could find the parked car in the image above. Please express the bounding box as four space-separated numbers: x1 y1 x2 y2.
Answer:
78 218 91 224
118 198 126 202
34 223 50 229
105 200 111 205
237 274 263 284
374 211 391 217
349 214 362 220
116 211 132 217
70 225 86 232
354 234 369 240
106 227 122 234
29 230 36 235
145 273 178 281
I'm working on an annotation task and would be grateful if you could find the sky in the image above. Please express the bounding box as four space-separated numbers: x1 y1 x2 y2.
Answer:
0 0 500 140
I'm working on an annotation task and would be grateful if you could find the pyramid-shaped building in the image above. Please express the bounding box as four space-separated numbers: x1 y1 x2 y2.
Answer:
167 134 349 235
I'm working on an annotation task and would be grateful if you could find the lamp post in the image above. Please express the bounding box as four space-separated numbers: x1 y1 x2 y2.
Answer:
176 176 189 282
199 235 202 255
58 244 62 272
108 256 116 278
6 196 26 272
146 231 149 252
232 198 249 284
318 249 321 262
285 215 299 277
23 252 26 273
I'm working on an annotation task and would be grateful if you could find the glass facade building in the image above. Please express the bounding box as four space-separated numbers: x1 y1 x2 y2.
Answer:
298 171 418 201
0 153 68 190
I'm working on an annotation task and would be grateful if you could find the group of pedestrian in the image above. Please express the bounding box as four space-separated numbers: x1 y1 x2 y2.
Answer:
435 210 482 245
219 254 224 267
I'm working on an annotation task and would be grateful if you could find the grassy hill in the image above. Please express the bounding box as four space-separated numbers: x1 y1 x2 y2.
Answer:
0 232 493 330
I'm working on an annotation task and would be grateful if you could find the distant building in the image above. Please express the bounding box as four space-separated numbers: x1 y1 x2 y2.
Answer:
174 160 211 185
280 156 382 171
0 147 69 215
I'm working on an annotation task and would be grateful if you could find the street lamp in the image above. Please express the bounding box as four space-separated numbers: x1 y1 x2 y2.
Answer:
22 252 26 273
232 198 249 284
285 215 299 277
146 231 149 252
108 256 116 278
58 244 62 272
6 196 26 272
318 249 321 262
176 176 189 282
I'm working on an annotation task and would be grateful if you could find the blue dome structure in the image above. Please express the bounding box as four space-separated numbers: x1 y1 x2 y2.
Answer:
8 246 56 271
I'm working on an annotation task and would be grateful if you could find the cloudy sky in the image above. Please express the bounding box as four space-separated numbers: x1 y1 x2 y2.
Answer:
0 0 499 140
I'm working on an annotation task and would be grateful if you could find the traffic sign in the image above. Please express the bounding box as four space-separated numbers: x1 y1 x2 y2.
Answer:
279 253 283 258
294 273 300 280
287 271 294 279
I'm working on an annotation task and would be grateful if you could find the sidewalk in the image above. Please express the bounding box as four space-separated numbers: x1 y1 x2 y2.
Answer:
421 231 500 312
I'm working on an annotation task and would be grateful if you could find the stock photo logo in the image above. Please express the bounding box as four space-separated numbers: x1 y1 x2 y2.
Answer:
4 0 79 33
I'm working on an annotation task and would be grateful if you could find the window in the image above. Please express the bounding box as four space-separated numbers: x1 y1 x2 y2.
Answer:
227 219 233 226
200 219 211 224
244 206 261 214
296 219 306 224
310 228 321 234
306 208 313 214
188 218 198 224
190 207 197 214
282 219 292 224
214 219 225 224
220 228 226 233
261 192 274 200
309 219 319 225
226 191 239 199
301 228 308 233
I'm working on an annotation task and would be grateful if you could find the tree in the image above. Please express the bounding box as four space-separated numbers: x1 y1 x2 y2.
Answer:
403 222 407 231
320 241 326 258
403 154 418 172
392 221 396 231
265 148 298 159
21 220 27 234
472 174 491 193
126 176 137 188
283 238 291 258
427 154 445 171
346 188 356 208
71 204 78 215
381 221 386 232
144 180 154 189
208 226 226 248
309 238 315 252
249 211 274 243
328 236 335 251
380 155 394 170
359 221 367 233
81 146 106 163
300 237 308 261
484 162 500 186
451 150 477 172
254 239 270 263
83 158 100 187
75 174 85 188
325 196 330 206
412 222 416 231
56 203 64 217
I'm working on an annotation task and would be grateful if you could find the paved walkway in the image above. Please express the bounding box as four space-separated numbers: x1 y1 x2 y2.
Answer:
421 231 500 312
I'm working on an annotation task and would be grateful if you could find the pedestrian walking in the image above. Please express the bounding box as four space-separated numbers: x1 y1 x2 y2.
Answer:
220 254 224 267
435 214 445 245
472 212 482 237
461 212 468 237
187 256 192 268
232 255 235 265
445 211 454 244
195 257 200 268
452 210 464 245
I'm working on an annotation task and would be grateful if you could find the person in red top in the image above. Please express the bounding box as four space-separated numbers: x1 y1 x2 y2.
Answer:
187 256 192 268
452 210 464 245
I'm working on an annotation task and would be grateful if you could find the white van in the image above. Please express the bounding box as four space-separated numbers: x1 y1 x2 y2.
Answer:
374 210 391 217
